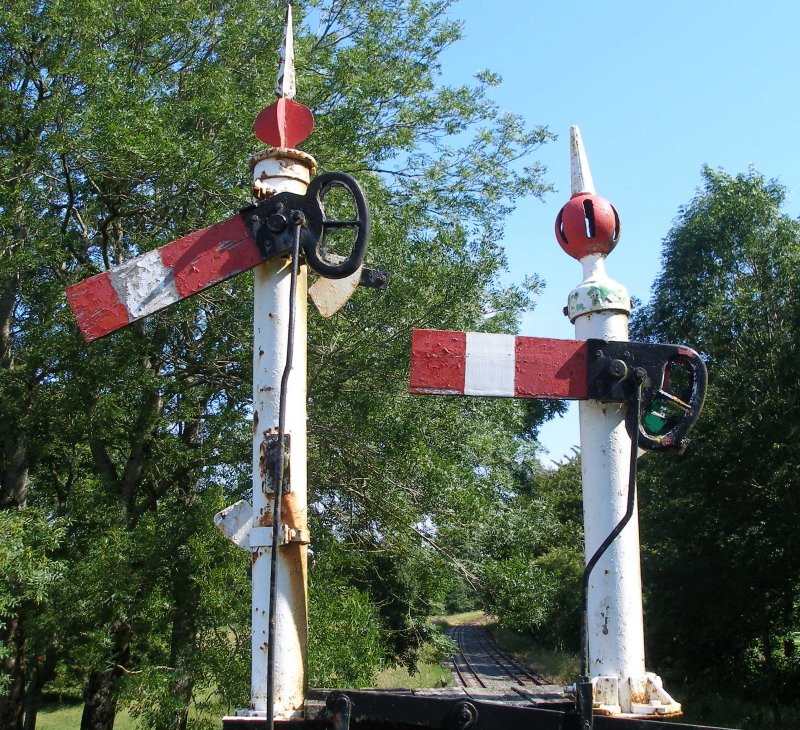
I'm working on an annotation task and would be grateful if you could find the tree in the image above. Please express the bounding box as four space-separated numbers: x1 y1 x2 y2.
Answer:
632 167 800 717
475 453 583 650
1 0 554 727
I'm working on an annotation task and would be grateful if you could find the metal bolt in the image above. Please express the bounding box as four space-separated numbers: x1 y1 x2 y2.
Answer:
609 359 628 379
267 213 288 233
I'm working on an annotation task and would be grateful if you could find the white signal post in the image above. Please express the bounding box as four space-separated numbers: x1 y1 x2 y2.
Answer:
214 6 314 720
562 126 680 717
65 5 367 721
251 146 314 718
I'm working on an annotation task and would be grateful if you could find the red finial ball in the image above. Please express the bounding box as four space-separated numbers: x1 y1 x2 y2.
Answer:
555 192 620 261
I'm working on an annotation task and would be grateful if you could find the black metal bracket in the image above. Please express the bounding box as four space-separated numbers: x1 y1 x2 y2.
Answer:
359 267 390 291
221 689 738 730
325 692 352 730
576 676 594 730
241 171 387 286
450 701 478 730
585 339 707 452
241 191 317 263
262 433 291 494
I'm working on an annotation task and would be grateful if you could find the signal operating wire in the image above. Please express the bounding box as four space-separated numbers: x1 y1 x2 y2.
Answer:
266 214 304 730
577 372 644 730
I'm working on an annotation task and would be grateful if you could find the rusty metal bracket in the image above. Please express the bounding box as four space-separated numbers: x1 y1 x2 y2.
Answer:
250 525 310 548
262 434 291 494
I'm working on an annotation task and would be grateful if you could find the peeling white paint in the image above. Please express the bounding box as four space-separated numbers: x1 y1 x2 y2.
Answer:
108 249 181 320
570 125 596 196
275 4 296 100
214 499 253 551
249 152 315 720
569 126 680 718
567 254 631 323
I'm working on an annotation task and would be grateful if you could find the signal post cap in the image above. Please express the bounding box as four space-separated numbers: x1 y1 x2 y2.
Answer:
555 192 620 261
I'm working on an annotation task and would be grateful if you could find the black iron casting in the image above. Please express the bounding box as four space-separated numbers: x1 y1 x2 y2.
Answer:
241 171 376 282
585 339 707 452
220 689 738 730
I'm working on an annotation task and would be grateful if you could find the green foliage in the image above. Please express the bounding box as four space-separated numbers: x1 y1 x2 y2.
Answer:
308 549 384 688
475 456 583 651
0 509 63 618
0 510 64 693
1 0 554 726
632 167 800 715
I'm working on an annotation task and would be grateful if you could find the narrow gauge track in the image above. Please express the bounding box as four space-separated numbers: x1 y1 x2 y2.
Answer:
447 625 547 690
471 627 547 686
448 625 487 689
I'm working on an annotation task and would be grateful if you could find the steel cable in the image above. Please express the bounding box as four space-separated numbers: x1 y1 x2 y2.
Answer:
266 214 304 730
577 371 644 730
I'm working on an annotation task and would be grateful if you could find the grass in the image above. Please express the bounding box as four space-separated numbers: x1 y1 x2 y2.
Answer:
33 610 577 721
373 661 452 690
486 622 578 684
431 609 486 627
35 690 228 730
372 623 456 690
36 702 138 730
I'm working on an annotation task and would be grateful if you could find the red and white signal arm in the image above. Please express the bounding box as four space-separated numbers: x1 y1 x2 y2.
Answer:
66 216 263 343
409 329 590 400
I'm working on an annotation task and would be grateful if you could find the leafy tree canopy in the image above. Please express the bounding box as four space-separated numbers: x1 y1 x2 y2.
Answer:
632 167 800 715
0 1 554 727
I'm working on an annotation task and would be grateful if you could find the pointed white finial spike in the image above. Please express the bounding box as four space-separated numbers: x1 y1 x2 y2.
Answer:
570 125 596 196
275 4 296 100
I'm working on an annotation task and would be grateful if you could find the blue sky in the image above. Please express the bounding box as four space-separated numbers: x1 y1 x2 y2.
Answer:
438 0 800 465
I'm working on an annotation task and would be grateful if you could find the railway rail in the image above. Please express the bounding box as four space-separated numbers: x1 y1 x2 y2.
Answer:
446 624 548 691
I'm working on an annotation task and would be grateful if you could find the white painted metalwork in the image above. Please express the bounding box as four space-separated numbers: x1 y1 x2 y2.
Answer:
308 262 363 317
568 126 680 717
569 125 596 197
215 499 255 551
249 188 311 717
566 253 631 323
275 4 297 100
464 332 516 396
215 149 316 720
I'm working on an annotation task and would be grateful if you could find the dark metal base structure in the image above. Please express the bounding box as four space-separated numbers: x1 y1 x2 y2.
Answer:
222 689 736 730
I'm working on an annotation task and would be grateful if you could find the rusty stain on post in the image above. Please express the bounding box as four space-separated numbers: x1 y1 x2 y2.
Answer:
246 150 314 723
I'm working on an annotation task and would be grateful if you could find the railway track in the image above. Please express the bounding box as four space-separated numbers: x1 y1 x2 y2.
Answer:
448 625 487 688
446 624 548 690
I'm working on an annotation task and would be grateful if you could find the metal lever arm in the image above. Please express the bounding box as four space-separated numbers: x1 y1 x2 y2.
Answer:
303 172 370 279
636 345 707 451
